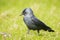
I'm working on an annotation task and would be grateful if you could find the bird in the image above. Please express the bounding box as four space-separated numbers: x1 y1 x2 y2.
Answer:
20 8 54 35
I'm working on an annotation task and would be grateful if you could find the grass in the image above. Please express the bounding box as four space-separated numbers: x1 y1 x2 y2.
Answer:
0 0 60 40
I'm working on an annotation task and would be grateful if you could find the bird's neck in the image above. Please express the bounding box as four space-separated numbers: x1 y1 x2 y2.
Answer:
24 14 35 18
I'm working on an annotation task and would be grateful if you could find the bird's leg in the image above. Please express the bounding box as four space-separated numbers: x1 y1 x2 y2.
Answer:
27 29 30 34
37 30 40 35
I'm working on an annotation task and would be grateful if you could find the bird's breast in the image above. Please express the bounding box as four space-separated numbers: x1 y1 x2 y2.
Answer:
24 16 32 24
23 16 38 30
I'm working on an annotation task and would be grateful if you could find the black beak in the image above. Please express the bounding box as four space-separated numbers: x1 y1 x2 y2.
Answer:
20 12 23 16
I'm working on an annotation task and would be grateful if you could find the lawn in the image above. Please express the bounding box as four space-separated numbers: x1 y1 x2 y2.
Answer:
0 0 60 40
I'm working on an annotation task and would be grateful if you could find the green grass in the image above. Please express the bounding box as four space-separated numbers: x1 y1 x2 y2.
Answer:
0 0 60 40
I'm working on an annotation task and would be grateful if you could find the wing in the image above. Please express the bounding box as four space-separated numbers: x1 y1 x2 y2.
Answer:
31 17 47 27
31 17 54 32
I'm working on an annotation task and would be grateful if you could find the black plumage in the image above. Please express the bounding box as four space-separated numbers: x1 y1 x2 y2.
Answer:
20 8 54 35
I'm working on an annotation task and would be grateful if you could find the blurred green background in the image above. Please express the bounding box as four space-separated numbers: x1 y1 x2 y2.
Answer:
0 0 60 40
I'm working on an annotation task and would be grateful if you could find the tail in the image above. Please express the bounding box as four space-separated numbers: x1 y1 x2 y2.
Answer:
48 28 54 32
43 26 55 32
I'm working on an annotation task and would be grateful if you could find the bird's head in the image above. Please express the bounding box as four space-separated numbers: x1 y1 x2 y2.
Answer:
20 8 34 16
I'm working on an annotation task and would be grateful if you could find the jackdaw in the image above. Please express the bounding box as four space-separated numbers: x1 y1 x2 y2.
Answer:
20 8 54 35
